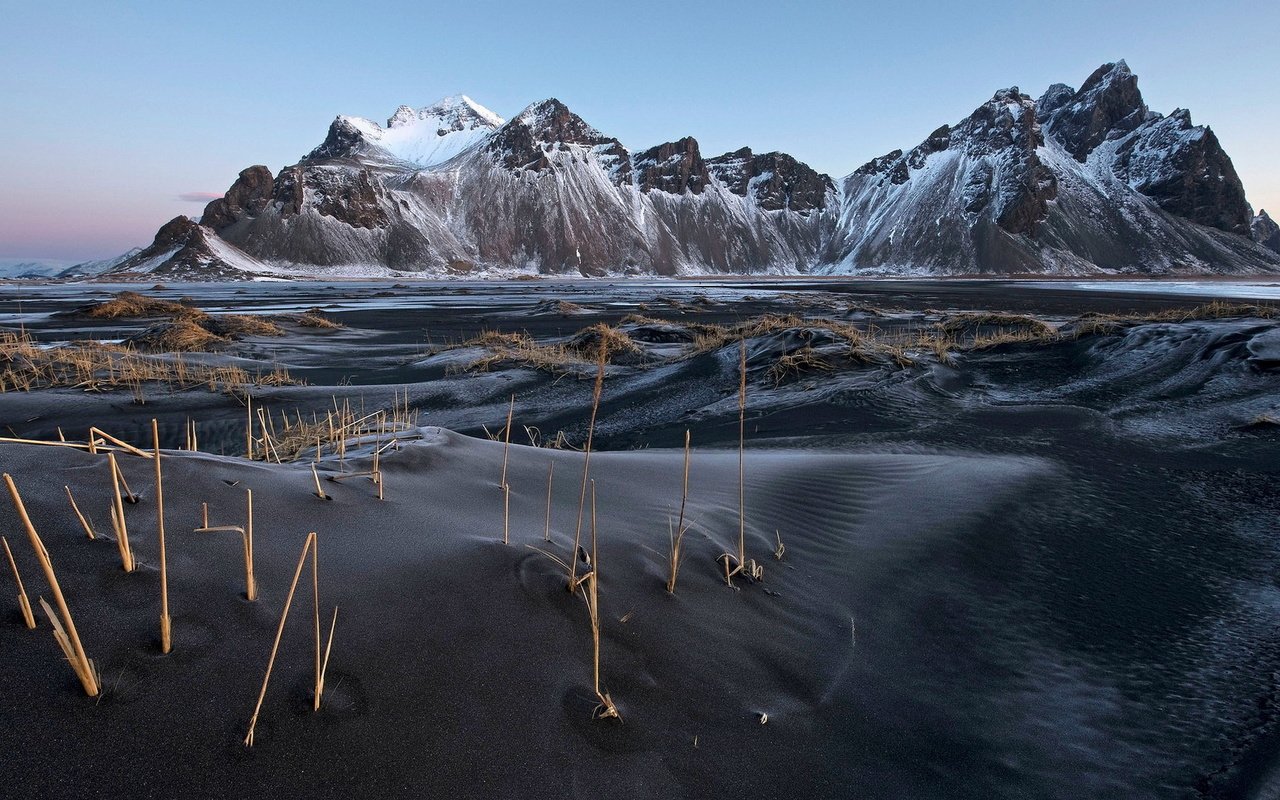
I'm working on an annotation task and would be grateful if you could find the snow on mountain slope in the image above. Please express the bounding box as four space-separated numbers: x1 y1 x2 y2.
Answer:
306 95 504 169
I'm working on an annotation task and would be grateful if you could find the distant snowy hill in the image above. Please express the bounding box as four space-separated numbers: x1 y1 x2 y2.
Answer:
0 259 73 279
104 61 1280 280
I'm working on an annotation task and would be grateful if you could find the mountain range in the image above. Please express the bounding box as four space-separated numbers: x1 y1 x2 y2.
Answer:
99 61 1280 279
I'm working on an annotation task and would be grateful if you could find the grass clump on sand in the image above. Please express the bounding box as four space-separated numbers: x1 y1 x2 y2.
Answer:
79 291 192 319
128 313 284 353
1070 301 1279 338
127 318 226 352
291 308 345 329
203 315 286 338
766 346 835 386
691 314 866 353
455 323 642 375
0 328 298 395
937 313 1056 339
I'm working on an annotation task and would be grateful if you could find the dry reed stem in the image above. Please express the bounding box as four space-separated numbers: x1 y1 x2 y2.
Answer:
4 474 99 695
65 486 95 539
312 534 321 712
244 531 315 747
544 462 555 543
774 530 786 561
588 481 619 721
737 339 746 568
502 483 510 545
107 453 135 572
245 489 257 601
500 394 514 487
152 419 171 654
311 464 327 499
666 430 692 594
0 437 93 452
570 351 606 588
2 535 36 629
88 427 150 459
318 606 338 705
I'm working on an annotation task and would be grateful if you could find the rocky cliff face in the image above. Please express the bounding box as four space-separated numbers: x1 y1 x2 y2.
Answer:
1254 211 1280 254
108 61 1278 279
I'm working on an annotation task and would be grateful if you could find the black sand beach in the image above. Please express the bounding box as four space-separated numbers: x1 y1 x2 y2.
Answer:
2 279 1279 799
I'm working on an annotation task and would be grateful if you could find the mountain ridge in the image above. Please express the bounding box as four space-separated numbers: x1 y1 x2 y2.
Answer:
98 61 1280 280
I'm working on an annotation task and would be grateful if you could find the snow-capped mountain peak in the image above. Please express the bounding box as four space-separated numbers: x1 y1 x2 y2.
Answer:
510 98 610 145
306 95 503 168
386 94 504 131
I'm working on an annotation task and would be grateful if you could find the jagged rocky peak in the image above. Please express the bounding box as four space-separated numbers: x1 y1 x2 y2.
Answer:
1039 60 1150 160
486 98 631 182
1254 210 1280 254
707 147 834 213
634 137 709 195
954 88 1042 154
307 116 380 162
202 165 274 231
511 98 611 145
1111 107 1252 235
851 87 1047 193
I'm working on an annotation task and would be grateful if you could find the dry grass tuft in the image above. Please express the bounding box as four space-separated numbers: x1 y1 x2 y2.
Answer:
80 291 192 319
0 328 299 395
938 313 1055 338
454 323 640 375
692 314 866 353
1070 301 1279 338
203 315 286 338
127 318 226 352
767 346 835 386
292 308 344 329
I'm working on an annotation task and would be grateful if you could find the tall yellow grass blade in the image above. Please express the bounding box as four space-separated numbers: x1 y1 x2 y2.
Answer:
244 531 314 747
152 419 171 654
2 535 36 629
64 486 95 539
4 474 99 695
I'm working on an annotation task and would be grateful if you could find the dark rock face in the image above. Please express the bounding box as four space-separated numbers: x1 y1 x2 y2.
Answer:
707 147 834 212
845 88 1056 237
150 215 201 251
201 166 274 231
485 99 632 184
271 166 389 229
1034 83 1076 120
1036 61 1252 237
634 137 709 195
1254 211 1280 253
305 117 370 162
1040 61 1149 161
1111 109 1252 235
955 90 1057 235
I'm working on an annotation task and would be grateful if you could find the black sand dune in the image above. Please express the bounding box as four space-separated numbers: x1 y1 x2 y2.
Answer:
3 279 1280 798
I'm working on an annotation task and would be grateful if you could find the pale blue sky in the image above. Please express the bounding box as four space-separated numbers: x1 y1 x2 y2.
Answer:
1 0 1276 261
